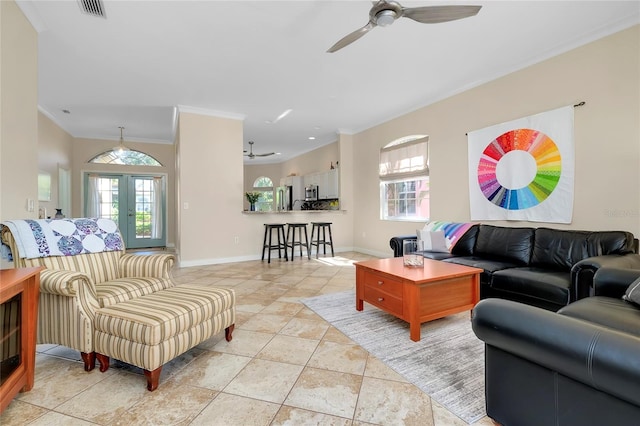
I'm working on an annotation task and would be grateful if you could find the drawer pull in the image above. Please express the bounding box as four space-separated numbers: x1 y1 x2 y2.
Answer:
377 297 384 302
377 281 384 285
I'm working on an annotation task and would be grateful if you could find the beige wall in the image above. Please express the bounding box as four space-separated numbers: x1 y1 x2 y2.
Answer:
0 0 38 223
351 25 640 256
177 112 245 264
337 133 354 223
70 136 177 246
279 142 340 178
38 111 73 218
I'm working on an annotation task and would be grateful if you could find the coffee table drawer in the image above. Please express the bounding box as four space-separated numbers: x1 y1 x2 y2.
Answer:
363 286 403 316
362 271 403 297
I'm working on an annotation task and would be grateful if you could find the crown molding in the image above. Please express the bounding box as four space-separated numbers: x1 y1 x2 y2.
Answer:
177 105 245 121
16 0 48 33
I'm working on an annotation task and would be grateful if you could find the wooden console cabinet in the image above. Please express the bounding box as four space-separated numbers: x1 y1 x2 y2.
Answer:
0 267 42 413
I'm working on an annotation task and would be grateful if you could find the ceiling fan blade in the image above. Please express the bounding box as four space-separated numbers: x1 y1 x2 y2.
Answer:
327 21 376 53
255 152 275 157
402 5 481 24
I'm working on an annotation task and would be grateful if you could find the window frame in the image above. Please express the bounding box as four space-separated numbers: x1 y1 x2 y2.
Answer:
253 176 274 212
89 149 162 166
379 135 430 221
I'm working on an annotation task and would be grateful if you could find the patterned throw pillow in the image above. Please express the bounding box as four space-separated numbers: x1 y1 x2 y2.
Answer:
623 277 640 306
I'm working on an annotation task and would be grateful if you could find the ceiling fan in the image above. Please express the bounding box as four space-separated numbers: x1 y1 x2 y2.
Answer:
327 1 482 53
244 141 275 159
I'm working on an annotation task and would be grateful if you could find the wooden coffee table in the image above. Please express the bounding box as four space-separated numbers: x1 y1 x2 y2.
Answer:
355 257 482 342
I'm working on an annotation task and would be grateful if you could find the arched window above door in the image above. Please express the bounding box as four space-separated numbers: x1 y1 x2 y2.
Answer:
89 149 162 166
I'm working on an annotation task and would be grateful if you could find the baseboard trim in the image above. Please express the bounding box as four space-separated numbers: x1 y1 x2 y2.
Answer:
178 246 361 268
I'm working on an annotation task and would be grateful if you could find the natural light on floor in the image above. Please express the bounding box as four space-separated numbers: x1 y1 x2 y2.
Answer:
313 256 358 267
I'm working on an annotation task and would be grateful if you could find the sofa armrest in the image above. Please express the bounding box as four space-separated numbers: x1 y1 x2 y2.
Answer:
119 253 176 278
571 254 640 301
593 267 640 298
40 269 92 296
472 298 640 407
389 235 416 257
39 269 101 320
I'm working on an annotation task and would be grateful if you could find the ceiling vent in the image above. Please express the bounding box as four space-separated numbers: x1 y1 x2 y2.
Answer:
77 0 106 18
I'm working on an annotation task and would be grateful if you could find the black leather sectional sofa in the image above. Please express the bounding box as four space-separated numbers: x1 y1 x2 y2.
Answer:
471 267 640 425
390 224 640 311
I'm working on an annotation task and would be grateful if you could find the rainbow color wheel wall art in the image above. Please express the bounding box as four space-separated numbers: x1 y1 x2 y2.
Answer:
477 128 561 210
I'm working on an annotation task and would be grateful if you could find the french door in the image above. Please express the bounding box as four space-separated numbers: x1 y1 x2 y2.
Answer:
84 173 166 248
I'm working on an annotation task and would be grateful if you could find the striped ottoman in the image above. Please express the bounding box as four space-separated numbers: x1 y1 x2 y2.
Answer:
93 284 235 391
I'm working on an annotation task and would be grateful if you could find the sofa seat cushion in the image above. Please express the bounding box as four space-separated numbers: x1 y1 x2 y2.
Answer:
444 256 520 274
94 285 235 345
443 256 519 285
558 296 640 338
97 277 173 308
421 251 458 261
491 267 571 307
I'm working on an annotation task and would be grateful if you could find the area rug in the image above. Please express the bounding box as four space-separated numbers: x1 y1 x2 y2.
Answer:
301 290 486 424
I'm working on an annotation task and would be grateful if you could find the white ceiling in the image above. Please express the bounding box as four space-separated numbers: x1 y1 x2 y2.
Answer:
17 1 640 164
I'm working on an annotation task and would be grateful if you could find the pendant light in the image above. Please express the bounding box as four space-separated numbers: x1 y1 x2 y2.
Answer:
114 126 130 155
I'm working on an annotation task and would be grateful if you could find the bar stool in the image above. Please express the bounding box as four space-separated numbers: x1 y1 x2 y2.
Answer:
286 223 309 260
261 224 288 263
309 222 334 258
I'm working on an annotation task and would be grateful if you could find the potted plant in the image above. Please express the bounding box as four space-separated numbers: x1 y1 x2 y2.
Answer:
245 191 261 211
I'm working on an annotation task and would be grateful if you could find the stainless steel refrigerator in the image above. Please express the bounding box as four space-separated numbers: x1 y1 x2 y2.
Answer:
276 186 293 211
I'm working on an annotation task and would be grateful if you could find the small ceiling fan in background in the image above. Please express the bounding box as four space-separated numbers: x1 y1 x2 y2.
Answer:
244 141 275 159
327 1 482 53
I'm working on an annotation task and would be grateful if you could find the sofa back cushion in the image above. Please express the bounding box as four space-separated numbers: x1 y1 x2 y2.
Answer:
531 228 589 270
531 228 636 270
24 251 122 284
585 231 636 256
474 225 534 265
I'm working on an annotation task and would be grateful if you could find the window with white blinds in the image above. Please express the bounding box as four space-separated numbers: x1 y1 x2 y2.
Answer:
379 135 430 221
379 136 429 181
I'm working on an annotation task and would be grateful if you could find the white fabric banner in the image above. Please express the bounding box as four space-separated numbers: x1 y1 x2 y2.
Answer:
467 105 574 223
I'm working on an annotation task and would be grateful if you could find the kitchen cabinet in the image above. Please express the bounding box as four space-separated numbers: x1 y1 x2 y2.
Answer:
303 170 339 200
303 172 320 189
317 173 329 199
325 169 339 199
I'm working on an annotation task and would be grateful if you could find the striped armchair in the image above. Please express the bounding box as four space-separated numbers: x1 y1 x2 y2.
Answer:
1 220 175 371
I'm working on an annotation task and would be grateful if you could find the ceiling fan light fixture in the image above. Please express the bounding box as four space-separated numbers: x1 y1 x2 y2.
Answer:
113 126 130 155
244 140 275 159
328 1 482 52
376 10 396 26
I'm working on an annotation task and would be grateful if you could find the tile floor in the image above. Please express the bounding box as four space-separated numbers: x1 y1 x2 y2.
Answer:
1 252 495 425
